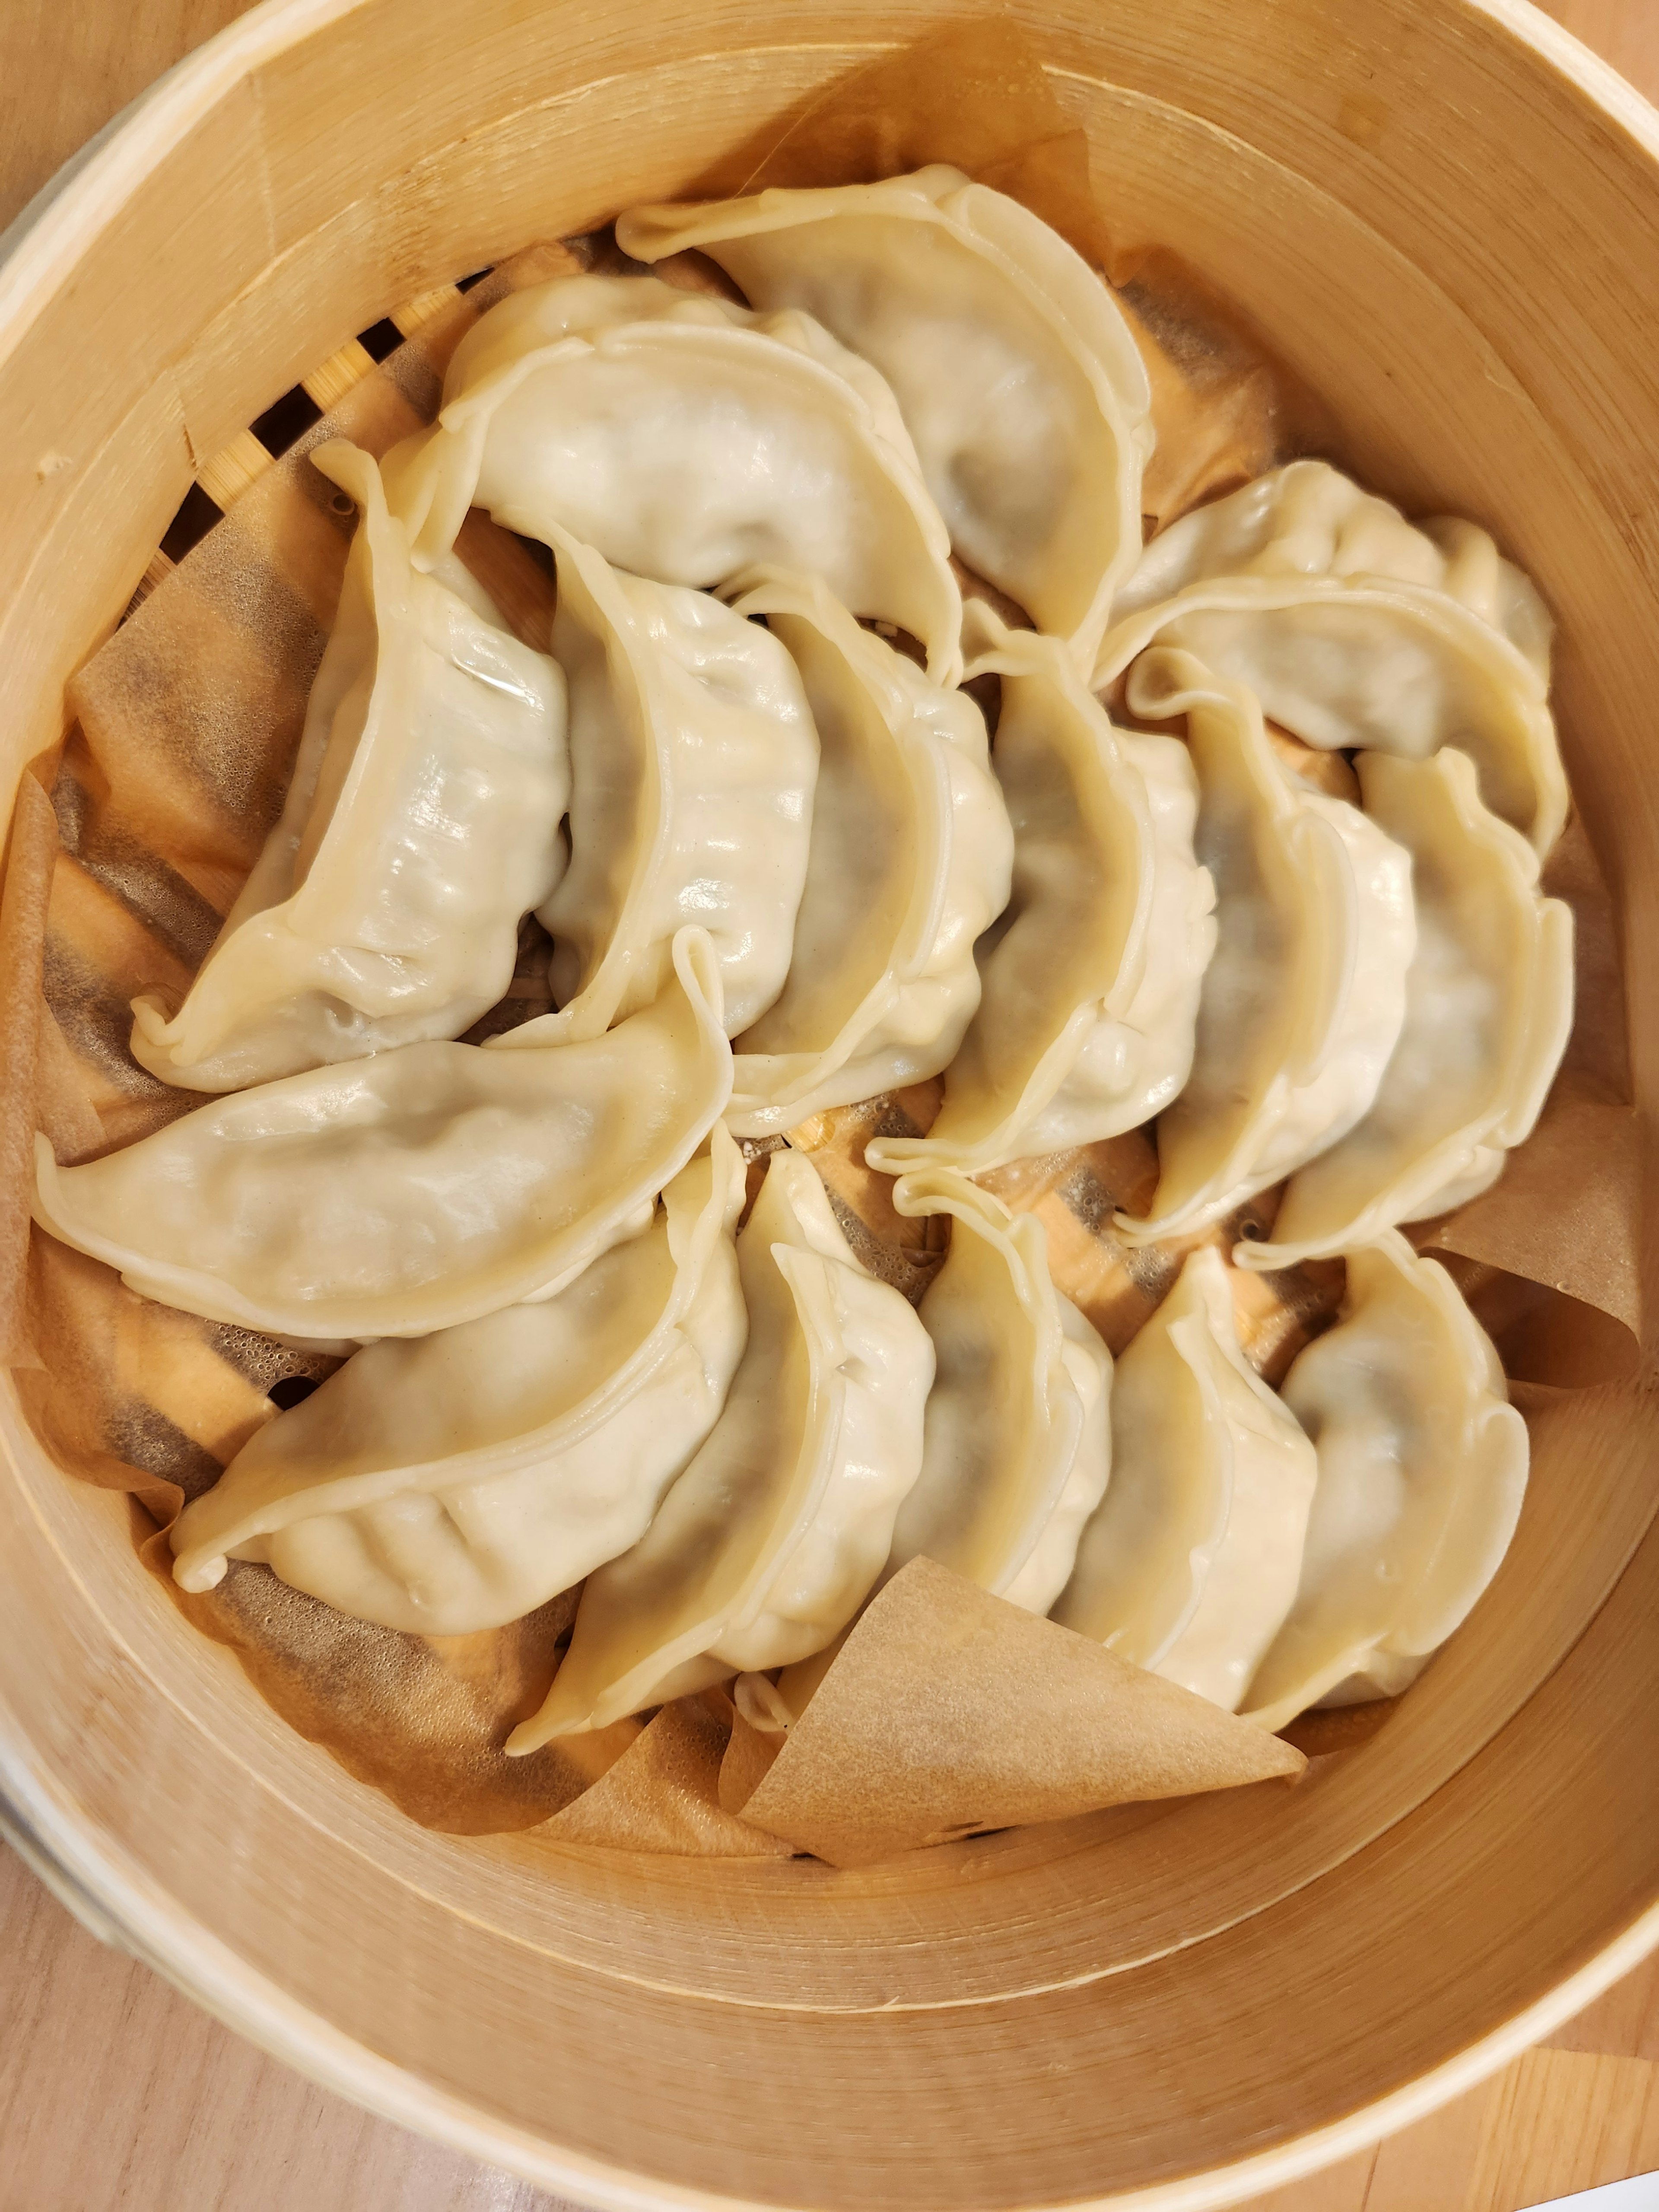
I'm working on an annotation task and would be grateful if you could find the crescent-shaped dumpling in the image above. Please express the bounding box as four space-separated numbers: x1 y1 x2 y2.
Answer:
1052 1245 1319 1713
617 166 1153 668
882 1169 1112 1616
387 272 964 681
1096 566 1567 857
1239 748 1573 1269
32 928 732 1344
496 530 817 1043
167 1129 749 1635
1242 1233 1528 1732
867 610 1213 1177
509 1148 933 1746
1112 458 1552 677
721 570 1013 1136
1116 651 1417 1245
129 441 569 1093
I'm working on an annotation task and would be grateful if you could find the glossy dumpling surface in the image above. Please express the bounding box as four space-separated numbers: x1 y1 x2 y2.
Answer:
389 272 964 681
168 1130 749 1634
33 928 732 1343
1112 458 1553 676
1241 747 1573 1268
883 1169 1112 1616
510 1148 933 1745
1097 564 1566 857
1117 651 1415 1244
1052 1245 1318 1712
868 611 1213 1176
1243 1233 1528 1731
618 166 1153 668
722 571 1013 1136
130 441 569 1092
502 531 816 1042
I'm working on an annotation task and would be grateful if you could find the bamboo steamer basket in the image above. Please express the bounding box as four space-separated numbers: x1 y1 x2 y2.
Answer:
2 0 1658 2204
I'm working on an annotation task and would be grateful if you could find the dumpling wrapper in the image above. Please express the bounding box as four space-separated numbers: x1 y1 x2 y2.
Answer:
722 571 1013 1136
168 1128 750 1635
1116 650 1416 1244
722 1557 1305 1869
617 166 1152 669
1243 1233 1528 1732
499 530 816 1043
511 1148 933 1747
130 441 569 1093
33 927 732 1344
387 272 964 682
1240 748 1573 1268
1096 558 1567 859
868 610 1213 1176
1054 1246 1319 1713
1112 458 1553 678
883 1168 1112 1616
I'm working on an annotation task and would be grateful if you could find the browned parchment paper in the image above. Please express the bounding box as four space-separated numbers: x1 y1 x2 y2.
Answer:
718 1560 1305 1870
0 769 58 1367
0 16 1638 1853
545 1692 793 1857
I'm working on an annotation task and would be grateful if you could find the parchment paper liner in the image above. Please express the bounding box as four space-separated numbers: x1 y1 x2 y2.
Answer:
0 19 1639 1860
717 1560 1304 1871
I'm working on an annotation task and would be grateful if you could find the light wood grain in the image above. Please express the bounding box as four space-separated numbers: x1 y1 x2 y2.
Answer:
0 0 262 235
2 0 1659 2207
5 1840 1656 2212
0 1845 566 2212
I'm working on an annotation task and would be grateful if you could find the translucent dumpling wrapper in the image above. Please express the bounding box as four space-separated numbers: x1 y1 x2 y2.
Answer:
867 610 1214 1177
385 271 965 682
1111 458 1553 678
882 1168 1112 1617
33 927 732 1345
511 1149 934 1746
1052 1245 1319 1713
167 1128 750 1634
1239 748 1574 1269
617 166 1153 670
494 530 816 1044
1096 517 1567 858
1116 649 1416 1244
129 441 569 1093
721 571 1014 1137
1242 1233 1529 1732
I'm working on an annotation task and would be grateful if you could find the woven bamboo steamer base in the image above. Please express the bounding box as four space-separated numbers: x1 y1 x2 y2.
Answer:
2 0 1658 2205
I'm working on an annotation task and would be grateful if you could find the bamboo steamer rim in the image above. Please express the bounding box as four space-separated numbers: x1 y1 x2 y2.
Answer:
6 0 1659 364
2 0 1659 2204
6 1742 1659 2208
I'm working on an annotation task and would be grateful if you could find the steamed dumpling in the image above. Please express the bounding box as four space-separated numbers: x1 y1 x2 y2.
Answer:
498 530 816 1043
388 272 964 681
510 1148 933 1745
1052 1245 1319 1712
1242 1233 1528 1731
1096 560 1566 858
33 928 731 1344
1111 458 1552 677
618 166 1153 668
1117 650 1416 1245
168 1130 749 1634
883 1169 1112 1616
130 441 569 1092
722 571 1013 1136
1240 748 1573 1268
867 610 1213 1177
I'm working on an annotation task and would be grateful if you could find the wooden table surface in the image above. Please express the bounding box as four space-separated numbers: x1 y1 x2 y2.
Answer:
4 1 1659 2208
